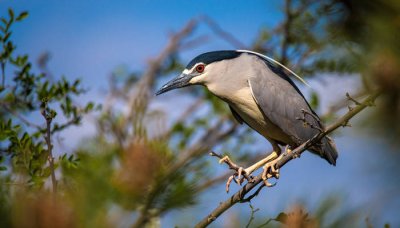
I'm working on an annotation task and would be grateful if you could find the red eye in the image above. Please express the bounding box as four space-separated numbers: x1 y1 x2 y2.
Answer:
196 64 205 73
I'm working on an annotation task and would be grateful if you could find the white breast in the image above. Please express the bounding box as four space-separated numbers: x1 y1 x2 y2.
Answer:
228 86 291 144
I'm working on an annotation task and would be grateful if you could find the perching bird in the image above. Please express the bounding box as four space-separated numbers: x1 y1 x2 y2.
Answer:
156 50 338 186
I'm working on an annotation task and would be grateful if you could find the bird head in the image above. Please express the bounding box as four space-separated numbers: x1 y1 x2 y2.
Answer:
155 50 309 96
155 50 241 95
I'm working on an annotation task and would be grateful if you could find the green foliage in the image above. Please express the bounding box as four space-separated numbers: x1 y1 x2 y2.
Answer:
252 1 360 77
309 91 319 110
0 8 95 190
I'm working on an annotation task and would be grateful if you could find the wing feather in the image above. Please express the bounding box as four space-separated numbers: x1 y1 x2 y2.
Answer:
229 105 244 124
248 73 320 145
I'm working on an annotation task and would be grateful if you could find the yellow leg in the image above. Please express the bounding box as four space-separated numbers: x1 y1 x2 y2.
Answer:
262 148 291 187
219 156 233 164
220 151 281 183
244 151 279 175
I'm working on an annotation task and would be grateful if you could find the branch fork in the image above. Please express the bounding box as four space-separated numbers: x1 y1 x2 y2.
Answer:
296 109 324 133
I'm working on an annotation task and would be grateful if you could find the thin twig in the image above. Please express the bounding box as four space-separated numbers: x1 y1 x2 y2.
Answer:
325 91 366 116
180 35 210 50
126 19 198 143
1 61 5 88
296 109 324 132
50 116 81 134
195 172 232 193
200 15 247 49
346 92 361 105
41 104 57 194
245 203 260 228
256 218 274 228
241 183 266 203
160 98 204 140
194 91 381 228
1 104 42 129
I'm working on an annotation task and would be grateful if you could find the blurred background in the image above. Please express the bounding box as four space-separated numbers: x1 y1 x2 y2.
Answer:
0 0 399 227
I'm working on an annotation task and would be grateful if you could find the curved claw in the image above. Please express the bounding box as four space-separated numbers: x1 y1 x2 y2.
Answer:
219 156 230 164
226 176 235 193
262 178 277 187
213 153 255 192
270 164 280 179
237 167 244 185
225 168 252 193
261 155 283 187
262 167 277 187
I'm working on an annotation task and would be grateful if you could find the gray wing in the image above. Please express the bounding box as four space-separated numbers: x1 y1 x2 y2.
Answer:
248 73 321 145
229 105 243 124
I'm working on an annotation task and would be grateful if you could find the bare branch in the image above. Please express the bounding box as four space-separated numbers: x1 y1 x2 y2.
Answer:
324 91 366 116
180 35 210 50
195 172 232 192
241 184 265 203
256 218 274 228
40 103 57 194
159 97 204 140
245 203 260 228
126 19 198 139
1 103 42 129
296 109 324 132
346 92 361 105
200 15 247 49
194 91 381 228
1 61 5 88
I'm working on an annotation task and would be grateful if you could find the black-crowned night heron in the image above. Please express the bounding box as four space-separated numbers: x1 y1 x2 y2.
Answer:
156 50 338 186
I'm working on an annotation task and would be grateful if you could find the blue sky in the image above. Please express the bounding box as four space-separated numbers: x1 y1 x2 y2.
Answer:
1 1 399 227
3 0 279 89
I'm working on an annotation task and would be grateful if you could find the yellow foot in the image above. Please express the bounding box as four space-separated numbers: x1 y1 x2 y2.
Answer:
218 151 281 191
218 155 232 164
219 156 248 180
244 151 279 175
262 152 286 187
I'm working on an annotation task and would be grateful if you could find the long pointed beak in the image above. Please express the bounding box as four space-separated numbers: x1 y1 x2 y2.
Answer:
155 73 192 96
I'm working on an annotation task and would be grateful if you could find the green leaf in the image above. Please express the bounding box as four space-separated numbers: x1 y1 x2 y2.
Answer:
85 102 94 112
73 79 81 87
50 109 57 118
13 124 21 131
3 32 11 42
8 8 14 21
0 166 7 171
0 132 7 141
275 212 288 224
42 166 53 177
309 91 319 110
16 11 29 21
7 119 12 128
0 18 7 26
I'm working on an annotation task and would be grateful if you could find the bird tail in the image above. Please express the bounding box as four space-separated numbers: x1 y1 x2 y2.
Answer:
320 136 338 166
